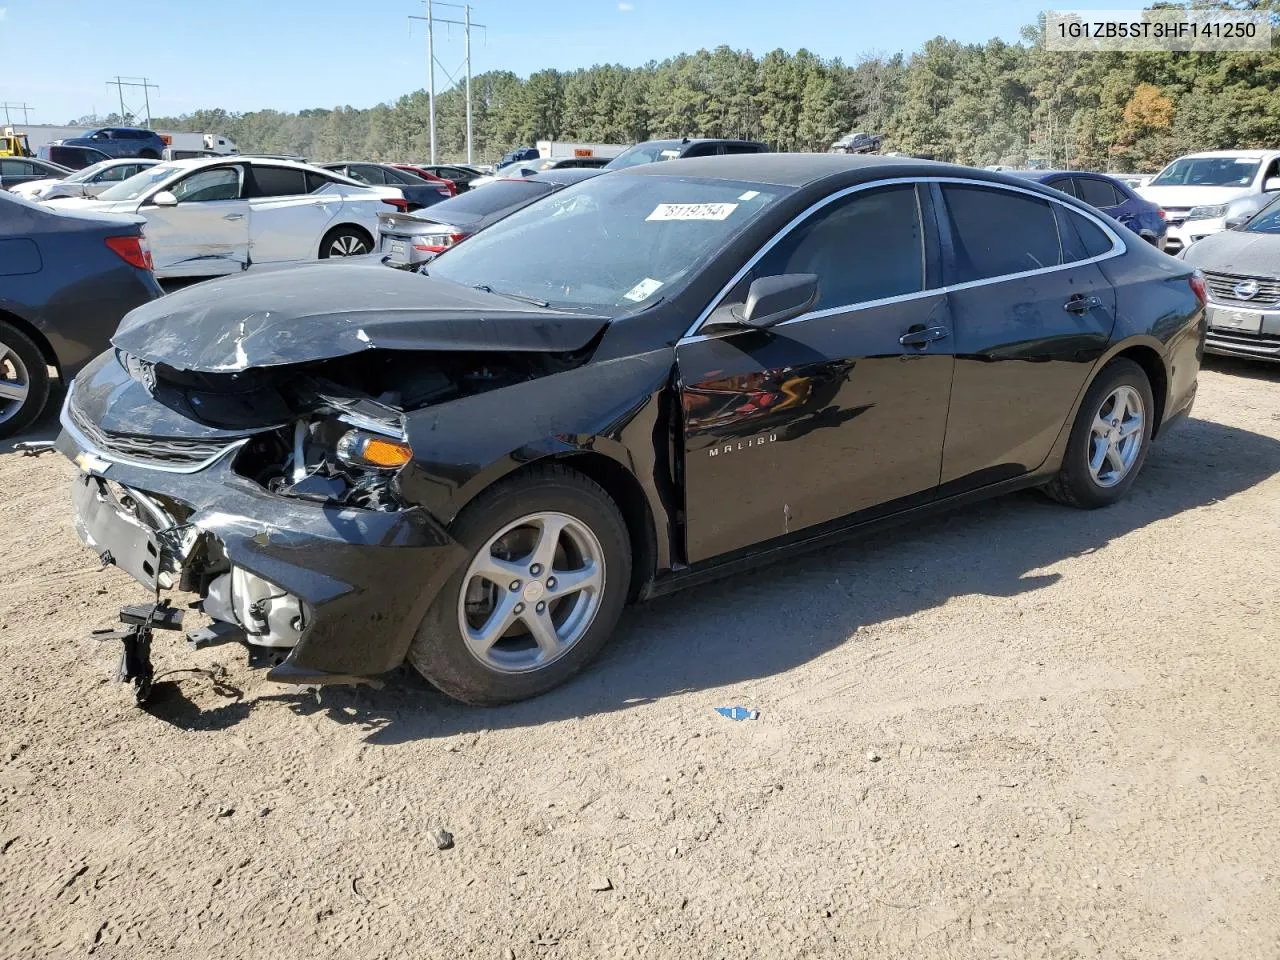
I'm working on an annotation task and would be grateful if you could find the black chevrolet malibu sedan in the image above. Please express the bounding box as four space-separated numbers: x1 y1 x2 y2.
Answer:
59 155 1206 705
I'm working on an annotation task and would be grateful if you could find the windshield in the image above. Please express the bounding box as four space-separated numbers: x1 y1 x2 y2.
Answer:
427 173 788 309
1244 194 1280 234
65 160 114 184
426 180 553 223
1150 157 1260 187
605 142 683 170
96 163 180 201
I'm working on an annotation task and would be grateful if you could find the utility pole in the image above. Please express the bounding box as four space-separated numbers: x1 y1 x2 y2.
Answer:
1 102 34 126
106 77 160 126
408 2 486 164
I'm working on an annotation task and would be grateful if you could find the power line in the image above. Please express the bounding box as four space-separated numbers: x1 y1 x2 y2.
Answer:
408 2 486 164
1 102 34 126
106 77 160 127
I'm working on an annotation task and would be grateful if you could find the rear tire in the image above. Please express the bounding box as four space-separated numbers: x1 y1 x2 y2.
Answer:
1045 358 1154 509
408 464 632 705
319 225 373 259
0 323 51 440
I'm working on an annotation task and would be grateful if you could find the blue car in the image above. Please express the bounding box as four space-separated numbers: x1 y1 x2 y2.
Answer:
51 127 168 161
1013 170 1168 249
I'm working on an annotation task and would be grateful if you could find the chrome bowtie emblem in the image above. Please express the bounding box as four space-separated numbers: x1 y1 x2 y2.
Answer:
1233 279 1260 300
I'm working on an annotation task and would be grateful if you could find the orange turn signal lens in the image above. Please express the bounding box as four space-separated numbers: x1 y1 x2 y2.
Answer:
336 431 412 470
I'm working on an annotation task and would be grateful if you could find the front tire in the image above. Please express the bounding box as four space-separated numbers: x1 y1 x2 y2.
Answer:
1045 358 1154 509
409 465 632 705
319 225 372 259
0 323 51 440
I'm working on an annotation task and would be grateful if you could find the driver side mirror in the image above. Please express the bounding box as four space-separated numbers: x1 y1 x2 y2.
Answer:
736 274 819 328
1225 214 1250 230
1264 177 1280 192
151 190 178 207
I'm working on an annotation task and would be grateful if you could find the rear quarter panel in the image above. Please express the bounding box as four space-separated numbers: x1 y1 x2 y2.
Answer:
1098 246 1204 427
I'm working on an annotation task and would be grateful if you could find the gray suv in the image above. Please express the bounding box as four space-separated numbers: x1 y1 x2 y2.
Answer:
605 137 769 169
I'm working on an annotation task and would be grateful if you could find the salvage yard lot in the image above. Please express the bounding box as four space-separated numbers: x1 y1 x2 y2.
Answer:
1 359 1278 959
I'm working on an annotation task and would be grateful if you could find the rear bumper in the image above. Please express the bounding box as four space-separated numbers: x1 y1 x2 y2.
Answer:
58 403 468 681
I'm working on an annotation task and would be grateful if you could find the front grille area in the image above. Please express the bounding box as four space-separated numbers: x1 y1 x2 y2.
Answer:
68 398 236 468
1203 271 1280 307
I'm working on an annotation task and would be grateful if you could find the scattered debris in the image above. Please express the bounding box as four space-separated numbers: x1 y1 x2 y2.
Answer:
1197 774 1209 784
12 440 56 457
430 826 454 850
866 751 881 763
714 706 759 721
504 949 516 960
588 876 613 892
216 806 235 818
259 806 272 817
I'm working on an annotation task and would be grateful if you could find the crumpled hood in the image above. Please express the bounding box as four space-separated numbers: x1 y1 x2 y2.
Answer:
1137 185 1254 209
1180 229 1280 279
111 261 612 372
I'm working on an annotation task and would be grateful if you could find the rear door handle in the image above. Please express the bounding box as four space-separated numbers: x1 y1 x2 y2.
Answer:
1064 295 1102 314
223 213 245 221
899 325 949 347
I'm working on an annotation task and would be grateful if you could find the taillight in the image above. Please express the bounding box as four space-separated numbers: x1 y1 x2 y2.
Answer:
105 234 153 271
1188 270 1207 306
412 230 467 254
1158 208 1167 220
382 197 409 212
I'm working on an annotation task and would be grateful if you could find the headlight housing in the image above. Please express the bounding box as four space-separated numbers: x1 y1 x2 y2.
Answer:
1187 203 1229 221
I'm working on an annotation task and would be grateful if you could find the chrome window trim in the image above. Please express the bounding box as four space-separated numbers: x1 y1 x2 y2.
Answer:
680 175 1127 342
59 386 249 475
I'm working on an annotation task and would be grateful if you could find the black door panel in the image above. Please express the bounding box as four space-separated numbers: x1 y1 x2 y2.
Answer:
677 293 953 563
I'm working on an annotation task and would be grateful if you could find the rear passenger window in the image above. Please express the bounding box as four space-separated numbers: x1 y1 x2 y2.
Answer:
1077 178 1122 208
306 172 336 193
1046 177 1078 198
747 184 925 309
941 184 1061 281
1070 211 1114 257
251 167 308 197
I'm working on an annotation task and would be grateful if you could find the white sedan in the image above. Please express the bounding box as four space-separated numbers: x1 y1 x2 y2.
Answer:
11 158 162 202
46 156 406 279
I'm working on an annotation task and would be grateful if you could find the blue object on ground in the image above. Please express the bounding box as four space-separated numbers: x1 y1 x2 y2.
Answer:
715 706 759 721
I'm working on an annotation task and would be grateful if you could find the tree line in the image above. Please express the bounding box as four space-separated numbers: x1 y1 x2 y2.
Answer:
91 8 1279 173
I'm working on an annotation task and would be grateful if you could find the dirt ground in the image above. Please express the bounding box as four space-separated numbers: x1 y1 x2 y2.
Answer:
1 358 1278 960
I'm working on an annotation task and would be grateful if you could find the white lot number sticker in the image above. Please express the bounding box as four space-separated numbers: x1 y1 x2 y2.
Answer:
624 277 664 302
647 202 739 222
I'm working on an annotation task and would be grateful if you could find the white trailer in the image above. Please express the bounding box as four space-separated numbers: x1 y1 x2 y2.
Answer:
535 141 628 161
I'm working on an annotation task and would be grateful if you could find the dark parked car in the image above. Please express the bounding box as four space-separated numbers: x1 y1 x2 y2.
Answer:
377 168 602 268
496 146 540 169
37 144 111 171
58 156 1204 706
1015 170 1168 249
0 191 162 437
1181 192 1280 362
0 156 71 191
605 137 769 169
412 163 485 192
53 127 168 160
386 164 459 196
320 162 450 211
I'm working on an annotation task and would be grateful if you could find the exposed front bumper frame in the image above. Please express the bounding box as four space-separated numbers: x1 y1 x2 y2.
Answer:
58 406 469 684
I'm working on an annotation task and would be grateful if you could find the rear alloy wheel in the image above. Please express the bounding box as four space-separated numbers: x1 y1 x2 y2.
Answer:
0 324 51 440
1046 358 1154 508
409 465 631 705
319 226 372 259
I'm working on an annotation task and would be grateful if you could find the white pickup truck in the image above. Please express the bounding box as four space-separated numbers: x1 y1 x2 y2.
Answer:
1138 149 1280 254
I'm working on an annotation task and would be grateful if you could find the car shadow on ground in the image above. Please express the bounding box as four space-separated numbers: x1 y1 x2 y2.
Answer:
141 410 1280 741
1204 354 1280 384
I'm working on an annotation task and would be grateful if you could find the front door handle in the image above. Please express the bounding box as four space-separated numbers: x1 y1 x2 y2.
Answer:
1064 295 1102 314
223 213 245 221
899 325 949 347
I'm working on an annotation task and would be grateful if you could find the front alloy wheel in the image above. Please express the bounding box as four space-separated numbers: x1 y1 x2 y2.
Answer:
459 511 606 674
409 465 632 705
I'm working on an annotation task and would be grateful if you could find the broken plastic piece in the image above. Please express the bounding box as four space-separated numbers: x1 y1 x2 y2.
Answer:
715 706 760 721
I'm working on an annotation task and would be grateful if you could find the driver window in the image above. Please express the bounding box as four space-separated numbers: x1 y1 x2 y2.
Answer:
169 167 242 203
735 184 926 311
1264 159 1280 185
96 166 129 183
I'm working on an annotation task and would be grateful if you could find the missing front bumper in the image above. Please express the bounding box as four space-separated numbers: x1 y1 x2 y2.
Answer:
62 440 468 684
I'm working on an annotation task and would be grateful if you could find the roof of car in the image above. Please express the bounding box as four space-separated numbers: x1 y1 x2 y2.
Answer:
527 168 604 185
162 155 319 172
1010 169 1121 180
1176 150 1280 160
617 153 951 187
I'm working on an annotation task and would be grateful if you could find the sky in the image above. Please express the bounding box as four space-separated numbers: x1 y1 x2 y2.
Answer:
0 0 1130 125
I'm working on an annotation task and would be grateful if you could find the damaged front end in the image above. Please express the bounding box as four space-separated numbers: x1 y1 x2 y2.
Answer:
60 276 610 699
